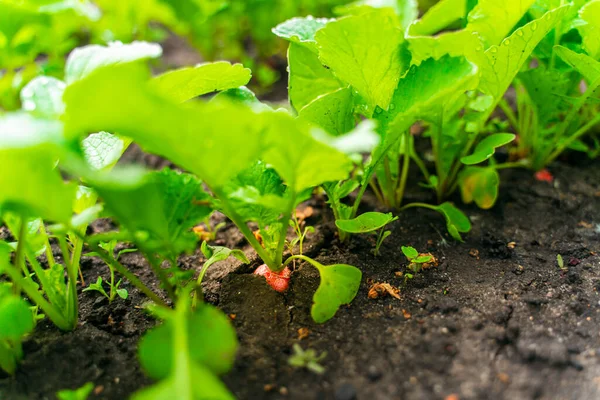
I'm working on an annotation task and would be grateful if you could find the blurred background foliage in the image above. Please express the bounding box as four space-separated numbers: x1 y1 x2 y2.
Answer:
0 0 439 110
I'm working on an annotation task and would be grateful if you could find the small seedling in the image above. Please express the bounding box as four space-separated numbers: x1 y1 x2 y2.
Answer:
401 246 437 283
288 343 327 375
56 382 94 400
83 240 135 302
557 254 567 271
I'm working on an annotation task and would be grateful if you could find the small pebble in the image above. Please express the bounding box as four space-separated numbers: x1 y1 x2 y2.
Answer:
367 365 382 382
335 383 357 400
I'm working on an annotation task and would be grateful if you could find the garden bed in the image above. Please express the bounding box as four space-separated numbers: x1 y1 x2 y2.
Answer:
1 156 599 400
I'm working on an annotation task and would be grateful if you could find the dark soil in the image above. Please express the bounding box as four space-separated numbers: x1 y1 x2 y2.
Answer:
1 156 600 400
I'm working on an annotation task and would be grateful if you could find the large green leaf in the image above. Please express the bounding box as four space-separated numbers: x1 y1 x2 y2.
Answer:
64 63 267 189
262 112 354 193
578 0 600 59
288 42 344 112
0 113 75 222
64 41 162 84
299 258 361 323
299 87 355 136
335 211 397 233
138 303 238 380
150 62 252 104
458 166 500 209
466 0 536 48
554 45 600 84
382 55 478 154
135 301 236 400
478 5 570 103
316 9 407 113
0 295 34 342
89 167 212 255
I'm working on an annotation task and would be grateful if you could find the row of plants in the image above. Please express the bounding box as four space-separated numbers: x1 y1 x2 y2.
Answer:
1 0 599 398
0 0 362 110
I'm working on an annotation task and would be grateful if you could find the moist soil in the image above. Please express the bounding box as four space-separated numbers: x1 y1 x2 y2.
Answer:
1 155 600 400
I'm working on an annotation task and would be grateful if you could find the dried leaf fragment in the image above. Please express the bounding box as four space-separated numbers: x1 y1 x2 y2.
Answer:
368 282 401 300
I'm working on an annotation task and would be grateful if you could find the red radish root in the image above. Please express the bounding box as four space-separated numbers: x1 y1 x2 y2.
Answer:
254 264 291 292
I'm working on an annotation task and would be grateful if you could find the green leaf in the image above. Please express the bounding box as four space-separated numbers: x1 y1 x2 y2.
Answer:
82 277 108 298
578 0 600 59
519 66 571 125
407 30 484 66
401 245 419 259
554 45 600 84
132 363 234 400
272 16 330 52
466 0 535 48
150 62 252 104
300 258 361 323
64 41 162 84
478 5 571 103
335 0 418 31
56 382 94 400
299 87 355 136
0 113 76 222
201 241 249 271
82 132 129 171
43 263 67 311
116 288 128 300
138 303 238 380
433 202 471 241
223 161 289 227
460 133 515 165
288 42 344 112
408 0 467 36
0 295 34 341
413 255 433 263
316 9 407 113
335 212 397 233
312 120 380 155
262 111 354 193
458 166 500 209
89 167 212 255
381 55 478 155
20 76 66 118
64 63 267 190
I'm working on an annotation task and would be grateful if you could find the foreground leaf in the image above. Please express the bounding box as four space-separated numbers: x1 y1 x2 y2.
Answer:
150 62 252 103
578 0 600 59
64 63 267 189
272 16 330 52
65 41 162 84
0 114 75 222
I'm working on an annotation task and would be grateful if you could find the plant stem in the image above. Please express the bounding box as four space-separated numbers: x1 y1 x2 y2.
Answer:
544 113 600 167
395 132 411 208
212 187 278 270
88 243 167 307
2 260 71 331
399 202 438 212
498 98 519 131
274 193 297 269
140 250 176 301
14 220 28 277
58 235 78 329
39 224 56 268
